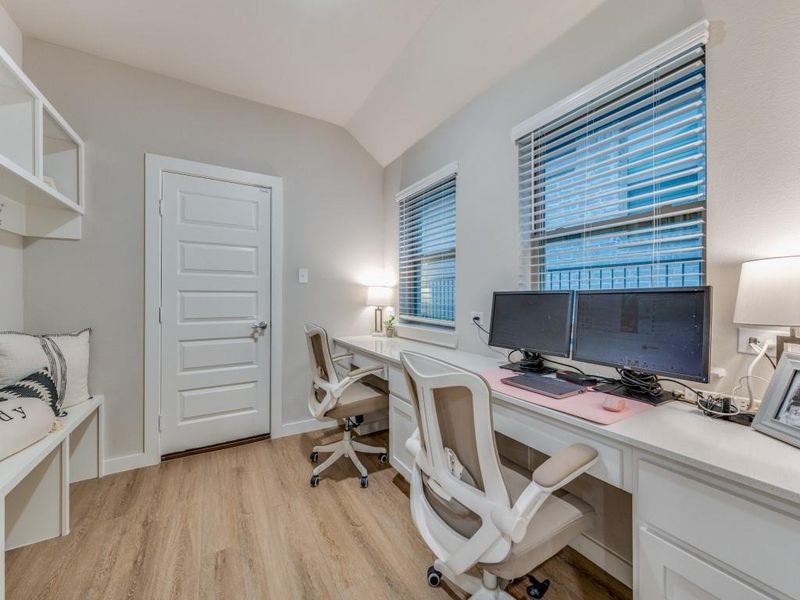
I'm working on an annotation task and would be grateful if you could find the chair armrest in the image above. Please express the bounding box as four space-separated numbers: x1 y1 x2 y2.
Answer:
491 444 598 543
533 443 598 491
333 364 385 396
331 353 353 363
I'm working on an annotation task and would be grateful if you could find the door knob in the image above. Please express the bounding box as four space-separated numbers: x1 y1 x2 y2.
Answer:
252 321 268 337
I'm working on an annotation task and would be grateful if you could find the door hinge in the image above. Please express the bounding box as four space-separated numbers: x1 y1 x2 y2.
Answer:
158 306 162 323
257 185 269 193
158 199 163 216
158 415 163 432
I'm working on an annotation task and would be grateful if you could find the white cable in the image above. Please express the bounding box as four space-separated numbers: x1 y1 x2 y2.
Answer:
745 341 772 409
732 374 770 409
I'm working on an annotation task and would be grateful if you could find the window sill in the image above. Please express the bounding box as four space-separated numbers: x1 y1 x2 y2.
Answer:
395 323 458 349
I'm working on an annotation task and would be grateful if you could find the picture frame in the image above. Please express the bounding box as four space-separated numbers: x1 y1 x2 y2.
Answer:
753 351 800 448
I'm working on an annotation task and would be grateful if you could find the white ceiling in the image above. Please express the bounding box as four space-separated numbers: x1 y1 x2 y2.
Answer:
4 0 603 165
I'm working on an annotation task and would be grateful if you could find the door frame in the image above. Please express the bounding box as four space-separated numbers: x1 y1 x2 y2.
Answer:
144 153 284 465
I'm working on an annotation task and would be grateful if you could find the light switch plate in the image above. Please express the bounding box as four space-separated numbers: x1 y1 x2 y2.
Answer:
298 268 309 284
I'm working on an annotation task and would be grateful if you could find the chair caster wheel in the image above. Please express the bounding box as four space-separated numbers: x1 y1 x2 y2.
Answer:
309 451 319 463
360 475 369 488
526 575 550 599
310 474 320 487
426 565 442 587
379 453 389 464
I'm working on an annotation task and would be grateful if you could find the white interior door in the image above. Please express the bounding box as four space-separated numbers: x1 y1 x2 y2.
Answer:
160 172 271 455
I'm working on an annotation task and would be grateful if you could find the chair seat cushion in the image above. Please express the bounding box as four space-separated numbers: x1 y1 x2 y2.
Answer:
480 463 595 580
423 461 595 581
324 382 388 419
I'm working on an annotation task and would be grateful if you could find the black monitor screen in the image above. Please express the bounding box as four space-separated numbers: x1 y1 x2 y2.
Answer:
488 291 573 357
573 288 711 382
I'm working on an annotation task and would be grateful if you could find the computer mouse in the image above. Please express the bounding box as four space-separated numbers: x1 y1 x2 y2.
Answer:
602 396 626 412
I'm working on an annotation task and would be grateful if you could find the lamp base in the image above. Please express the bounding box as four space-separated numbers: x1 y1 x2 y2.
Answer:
372 306 384 336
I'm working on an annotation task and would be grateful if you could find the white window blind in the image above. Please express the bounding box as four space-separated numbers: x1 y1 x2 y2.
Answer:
517 42 707 291
398 172 456 327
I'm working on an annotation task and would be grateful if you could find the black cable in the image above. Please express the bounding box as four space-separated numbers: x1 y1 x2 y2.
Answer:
766 354 777 369
542 358 585 374
657 377 704 400
472 318 491 336
615 368 663 399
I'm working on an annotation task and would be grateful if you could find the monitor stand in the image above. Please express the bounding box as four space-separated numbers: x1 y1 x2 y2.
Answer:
594 369 679 406
500 351 555 375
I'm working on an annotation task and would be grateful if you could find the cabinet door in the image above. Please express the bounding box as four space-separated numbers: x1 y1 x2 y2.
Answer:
389 394 416 481
639 528 775 600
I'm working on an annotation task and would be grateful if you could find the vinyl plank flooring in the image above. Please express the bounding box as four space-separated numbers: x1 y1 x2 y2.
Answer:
6 428 631 600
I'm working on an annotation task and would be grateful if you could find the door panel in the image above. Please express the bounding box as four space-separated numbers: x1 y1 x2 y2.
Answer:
161 173 271 454
179 242 259 275
179 338 257 372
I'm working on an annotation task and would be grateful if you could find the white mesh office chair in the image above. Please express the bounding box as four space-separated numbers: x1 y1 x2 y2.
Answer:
305 323 389 488
400 351 599 599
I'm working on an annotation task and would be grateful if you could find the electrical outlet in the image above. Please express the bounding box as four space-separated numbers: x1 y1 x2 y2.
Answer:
737 327 787 357
471 311 484 324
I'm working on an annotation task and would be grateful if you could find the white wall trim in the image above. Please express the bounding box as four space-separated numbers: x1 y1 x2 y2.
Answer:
510 19 709 141
395 161 458 203
144 153 284 465
103 452 150 476
570 533 632 588
278 417 337 438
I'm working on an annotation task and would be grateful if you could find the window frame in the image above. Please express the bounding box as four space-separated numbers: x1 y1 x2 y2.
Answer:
513 20 709 292
396 162 458 330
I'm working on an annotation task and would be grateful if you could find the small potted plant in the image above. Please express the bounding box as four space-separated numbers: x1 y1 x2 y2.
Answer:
384 314 396 337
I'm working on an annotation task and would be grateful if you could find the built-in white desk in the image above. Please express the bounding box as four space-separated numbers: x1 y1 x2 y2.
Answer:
334 335 800 600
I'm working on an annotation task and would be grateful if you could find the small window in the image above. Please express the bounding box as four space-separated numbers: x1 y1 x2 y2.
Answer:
516 42 707 291
398 167 457 327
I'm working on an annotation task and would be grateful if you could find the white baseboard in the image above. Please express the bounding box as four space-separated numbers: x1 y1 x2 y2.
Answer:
570 533 632 588
274 417 336 438
103 452 153 475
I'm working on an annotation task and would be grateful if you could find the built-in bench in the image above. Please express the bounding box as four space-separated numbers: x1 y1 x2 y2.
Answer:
1 395 104 598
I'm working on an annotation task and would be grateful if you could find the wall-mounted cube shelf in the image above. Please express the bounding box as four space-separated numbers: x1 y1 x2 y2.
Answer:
0 45 84 240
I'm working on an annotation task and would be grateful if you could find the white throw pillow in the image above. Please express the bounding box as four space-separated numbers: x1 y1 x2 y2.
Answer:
0 329 91 409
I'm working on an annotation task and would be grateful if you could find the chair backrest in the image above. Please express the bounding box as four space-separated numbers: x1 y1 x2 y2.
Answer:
304 323 342 418
400 351 511 520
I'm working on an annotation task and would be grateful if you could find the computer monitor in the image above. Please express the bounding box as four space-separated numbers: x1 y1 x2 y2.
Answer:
573 287 711 389
489 291 574 373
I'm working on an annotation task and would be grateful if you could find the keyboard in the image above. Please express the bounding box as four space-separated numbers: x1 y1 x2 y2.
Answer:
500 373 585 399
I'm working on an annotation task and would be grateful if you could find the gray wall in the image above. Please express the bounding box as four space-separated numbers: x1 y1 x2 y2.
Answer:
0 4 22 330
383 0 800 394
22 38 385 461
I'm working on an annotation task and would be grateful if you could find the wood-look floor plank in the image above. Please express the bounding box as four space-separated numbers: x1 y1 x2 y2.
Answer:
6 428 631 600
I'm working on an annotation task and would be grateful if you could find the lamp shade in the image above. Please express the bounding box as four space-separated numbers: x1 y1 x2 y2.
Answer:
366 286 393 307
734 256 800 326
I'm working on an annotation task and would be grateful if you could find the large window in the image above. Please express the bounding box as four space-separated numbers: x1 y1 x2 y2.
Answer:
398 166 457 327
516 31 707 291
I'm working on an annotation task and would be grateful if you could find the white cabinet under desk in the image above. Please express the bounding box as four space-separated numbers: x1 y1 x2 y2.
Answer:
334 335 800 599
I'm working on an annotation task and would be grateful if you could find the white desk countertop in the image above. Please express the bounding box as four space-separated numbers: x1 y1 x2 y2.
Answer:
335 335 800 505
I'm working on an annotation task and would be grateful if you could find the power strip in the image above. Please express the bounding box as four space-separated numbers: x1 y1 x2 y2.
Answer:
701 391 752 412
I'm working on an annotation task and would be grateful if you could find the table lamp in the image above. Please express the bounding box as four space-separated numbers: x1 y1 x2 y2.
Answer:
734 256 800 407
366 286 393 335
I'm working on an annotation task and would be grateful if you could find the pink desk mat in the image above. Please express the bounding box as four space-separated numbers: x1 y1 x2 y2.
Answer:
482 368 654 425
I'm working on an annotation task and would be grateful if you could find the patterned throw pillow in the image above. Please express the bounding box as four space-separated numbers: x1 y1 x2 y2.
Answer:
0 369 63 417
0 329 91 412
